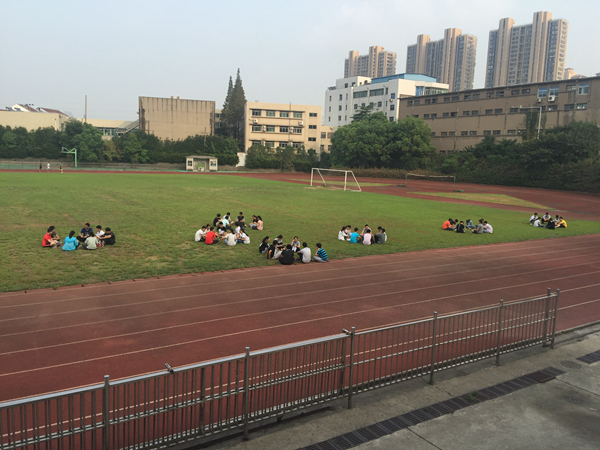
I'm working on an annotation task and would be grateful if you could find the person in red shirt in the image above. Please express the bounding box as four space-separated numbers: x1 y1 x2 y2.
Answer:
204 226 219 245
442 218 455 231
42 226 60 248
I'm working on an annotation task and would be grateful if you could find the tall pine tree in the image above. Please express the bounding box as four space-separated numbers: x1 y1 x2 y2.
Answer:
219 69 246 146
218 76 234 138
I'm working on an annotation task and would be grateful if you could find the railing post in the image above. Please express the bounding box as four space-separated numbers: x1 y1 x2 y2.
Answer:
347 327 356 409
542 288 551 347
102 375 110 450
550 290 560 349
429 312 438 385
242 347 250 440
495 300 504 366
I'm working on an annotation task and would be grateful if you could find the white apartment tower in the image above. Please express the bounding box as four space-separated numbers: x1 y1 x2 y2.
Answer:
485 11 569 88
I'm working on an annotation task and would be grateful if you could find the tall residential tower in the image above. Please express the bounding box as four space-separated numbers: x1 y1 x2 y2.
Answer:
344 46 397 78
485 11 568 88
406 28 477 92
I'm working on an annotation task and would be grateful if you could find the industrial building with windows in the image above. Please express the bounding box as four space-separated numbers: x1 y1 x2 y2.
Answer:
397 76 598 152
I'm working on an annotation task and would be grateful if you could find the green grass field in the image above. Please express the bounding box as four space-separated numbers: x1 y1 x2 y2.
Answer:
1 172 599 292
409 192 550 209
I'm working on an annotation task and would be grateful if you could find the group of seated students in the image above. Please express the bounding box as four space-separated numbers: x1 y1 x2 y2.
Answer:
259 235 328 264
42 223 115 251
195 212 263 245
530 212 567 229
338 225 387 245
443 218 493 234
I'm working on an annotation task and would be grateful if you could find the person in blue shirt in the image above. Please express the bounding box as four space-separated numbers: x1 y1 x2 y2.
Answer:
62 231 79 251
349 228 361 243
313 243 328 262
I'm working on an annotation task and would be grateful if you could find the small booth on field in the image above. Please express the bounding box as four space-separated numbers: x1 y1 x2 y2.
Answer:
186 155 218 172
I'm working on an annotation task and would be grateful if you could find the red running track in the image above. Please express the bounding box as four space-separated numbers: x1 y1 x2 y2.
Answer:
1 234 600 402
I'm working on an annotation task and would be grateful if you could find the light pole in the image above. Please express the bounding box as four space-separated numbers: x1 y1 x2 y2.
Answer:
516 105 543 139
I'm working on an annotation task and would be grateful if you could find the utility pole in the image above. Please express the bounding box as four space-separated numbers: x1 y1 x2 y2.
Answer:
84 95 87 123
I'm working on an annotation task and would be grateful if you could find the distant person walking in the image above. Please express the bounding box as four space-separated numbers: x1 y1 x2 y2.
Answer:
38 161 42 173
60 162 63 173
46 162 50 173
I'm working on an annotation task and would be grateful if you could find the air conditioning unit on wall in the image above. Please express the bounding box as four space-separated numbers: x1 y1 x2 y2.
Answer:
253 119 258 123
537 98 543 103
298 121 303 125
548 95 556 102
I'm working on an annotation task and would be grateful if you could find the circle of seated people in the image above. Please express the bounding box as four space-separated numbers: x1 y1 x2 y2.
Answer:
529 212 567 229
337 225 387 245
442 218 493 234
42 223 116 250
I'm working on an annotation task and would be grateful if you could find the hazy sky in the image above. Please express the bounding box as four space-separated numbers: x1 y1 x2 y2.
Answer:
2 0 598 120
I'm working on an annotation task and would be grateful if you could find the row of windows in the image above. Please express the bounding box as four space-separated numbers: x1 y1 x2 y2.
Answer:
250 141 308 148
417 104 587 119
431 130 524 137
251 125 305 133
406 84 589 107
251 110 318 118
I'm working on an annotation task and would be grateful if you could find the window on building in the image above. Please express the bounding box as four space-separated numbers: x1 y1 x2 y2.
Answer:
339 94 343 101
266 141 275 148
443 112 450 118
537 87 548 98
389 117 394 122
495 108 503 114
252 125 262 132
370 88 384 96
471 110 479 116
308 137 316 142
292 142 301 149
354 104 358 110
293 127 302 133
328 117 331 122
507 130 516 135
309 125 317 129
461 131 468 136
423 114 430 119
496 91 504 97
578 84 589 95
344 83 348 88
293 112 302 118
390 105 395 110
215 122 221 128
431 98 438 104
266 126 275 132
338 116 342 121
483 130 491 136
266 110 275 117
463 111 470 116
566 84 576 91
577 103 588 110
320 145 324 151
413 115 419 118
493 130 501 135
509 107 519 114
444 96 451 102
450 112 457 117
328 107 331 112
309 112 317 117
469 131 477 136
251 110 261 116
414 99 421 105
425 99 432 104
430 113 437 119
251 140 261 146
390 93 396 99
472 93 480 99
328 145 332 150
486 92 494 98
280 111 289 118
564 104 574 110
377 101 382 107
353 91 368 98
361 103 365 107
549 86 559 96
407 100 413 106
431 132 436 137
548 105 558 111
280 126 289 133
451 95 459 101
321 132 326 139
441 132 448 137
338 105 342 111
346 93 348 100
449 131 456 136
485 109 493 115
463 94 471 101
511 90 520 95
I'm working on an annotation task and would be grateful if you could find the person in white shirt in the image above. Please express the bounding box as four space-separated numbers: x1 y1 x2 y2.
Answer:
297 242 311 263
542 212 552 224
224 230 237 246
83 234 98 250
529 213 538 225
195 226 207 242
533 218 543 227
338 226 348 241
483 221 494 233
237 230 250 244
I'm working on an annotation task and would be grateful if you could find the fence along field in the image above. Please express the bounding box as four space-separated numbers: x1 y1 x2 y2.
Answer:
0 290 559 450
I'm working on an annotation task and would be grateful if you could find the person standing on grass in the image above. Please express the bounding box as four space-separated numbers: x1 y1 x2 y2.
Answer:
39 161 42 173
59 162 63 173
313 243 328 262
46 162 50 172
297 242 311 263
62 231 79 251
279 244 295 265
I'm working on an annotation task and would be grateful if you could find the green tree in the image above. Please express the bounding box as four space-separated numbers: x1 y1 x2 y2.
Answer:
220 69 246 146
217 76 234 138
352 103 376 121
60 121 104 162
521 110 547 141
121 133 148 163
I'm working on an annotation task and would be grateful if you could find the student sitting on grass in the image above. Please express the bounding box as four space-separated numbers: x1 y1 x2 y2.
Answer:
455 221 465 233
349 228 361 243
362 229 372 245
100 228 116 245
465 219 475 229
483 221 493 233
95 225 105 248
259 236 270 253
77 223 94 243
224 229 237 246
212 214 222 227
237 229 250 244
267 242 282 260
274 235 284 251
533 217 544 227
442 218 455 231
279 244 295 265
529 213 539 225
374 227 387 243
62 231 79 251
42 226 61 248
541 212 552 224
472 219 484 234
250 216 263 230
313 243 328 262
195 226 207 242
204 227 218 245
297 242 311 263
546 219 556 230
338 226 349 241
83 233 99 250
557 217 567 228
291 236 300 252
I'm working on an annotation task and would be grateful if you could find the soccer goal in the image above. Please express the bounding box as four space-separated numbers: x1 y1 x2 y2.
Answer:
397 173 464 192
310 168 362 192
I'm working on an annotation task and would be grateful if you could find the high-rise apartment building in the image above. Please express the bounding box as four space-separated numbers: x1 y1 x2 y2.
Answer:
485 11 568 88
344 46 397 78
406 29 477 92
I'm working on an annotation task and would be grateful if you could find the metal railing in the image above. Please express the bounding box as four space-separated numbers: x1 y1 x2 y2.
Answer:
0 290 559 450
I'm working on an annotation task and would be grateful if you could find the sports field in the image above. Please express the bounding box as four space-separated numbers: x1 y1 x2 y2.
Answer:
1 171 599 292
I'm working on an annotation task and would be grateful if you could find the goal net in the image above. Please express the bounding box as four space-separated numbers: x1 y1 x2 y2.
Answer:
398 173 463 192
310 168 362 192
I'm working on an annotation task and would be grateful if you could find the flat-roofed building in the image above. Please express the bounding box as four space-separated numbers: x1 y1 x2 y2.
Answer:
0 104 71 131
324 74 449 128
138 96 215 141
397 76 599 152
485 11 568 88
244 102 331 154
77 118 138 140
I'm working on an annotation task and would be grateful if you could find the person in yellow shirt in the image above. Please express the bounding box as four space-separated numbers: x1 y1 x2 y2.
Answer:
557 217 567 228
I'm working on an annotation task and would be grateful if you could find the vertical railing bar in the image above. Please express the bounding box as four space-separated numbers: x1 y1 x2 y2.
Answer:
242 348 250 440
429 312 438 385
550 290 560 349
347 327 356 409
102 376 110 450
495 301 504 365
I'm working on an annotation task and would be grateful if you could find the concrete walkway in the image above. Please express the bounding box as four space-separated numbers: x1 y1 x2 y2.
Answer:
200 325 600 450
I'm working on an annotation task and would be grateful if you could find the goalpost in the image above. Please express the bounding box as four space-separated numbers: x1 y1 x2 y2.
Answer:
398 173 464 192
310 168 362 192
